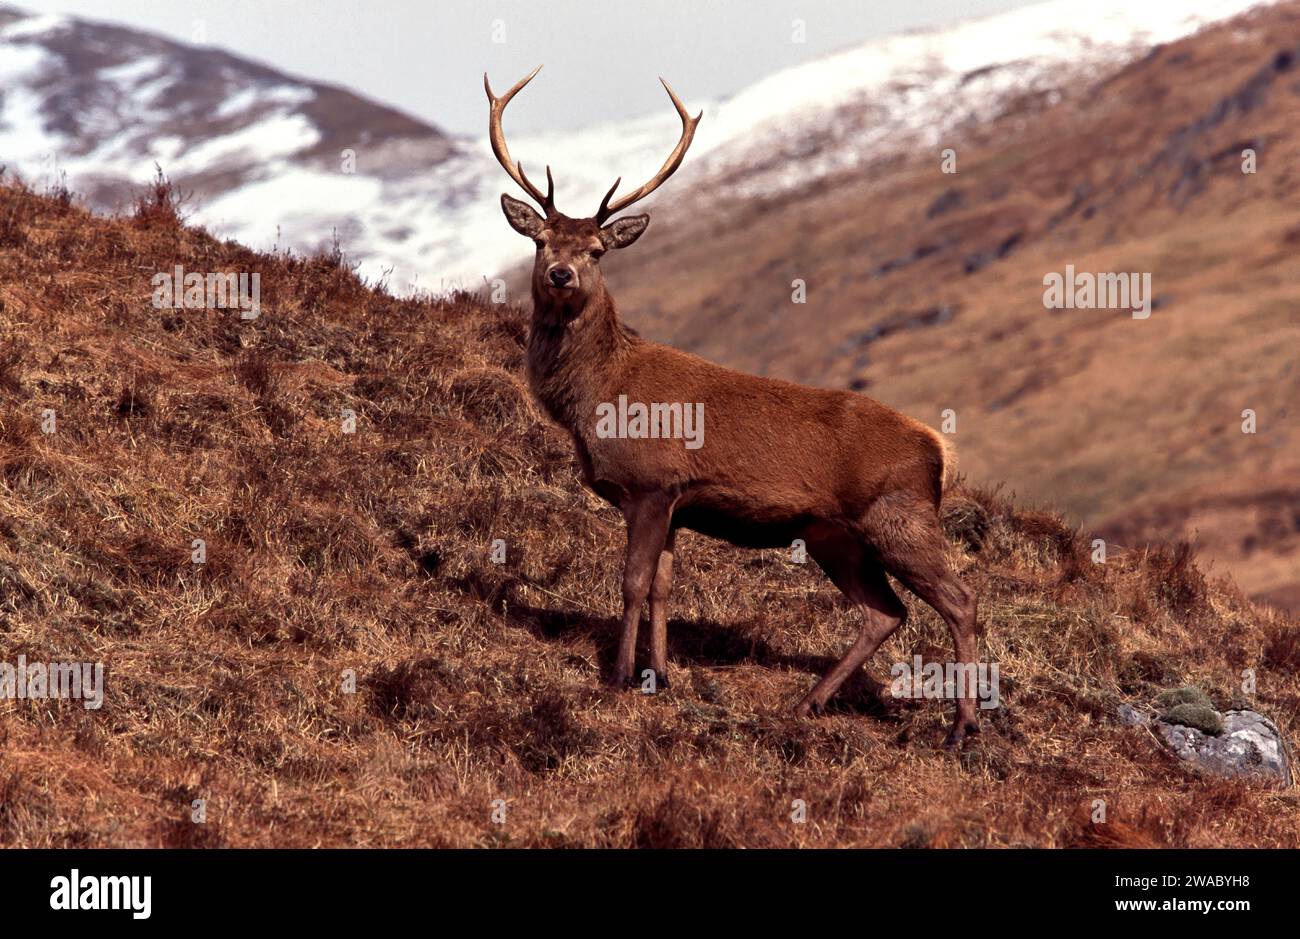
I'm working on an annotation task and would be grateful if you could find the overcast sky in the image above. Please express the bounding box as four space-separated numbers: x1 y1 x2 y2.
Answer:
17 0 1045 135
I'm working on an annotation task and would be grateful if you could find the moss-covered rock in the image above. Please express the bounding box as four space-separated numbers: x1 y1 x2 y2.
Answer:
1155 686 1214 711
1161 703 1224 735
1157 710 1291 784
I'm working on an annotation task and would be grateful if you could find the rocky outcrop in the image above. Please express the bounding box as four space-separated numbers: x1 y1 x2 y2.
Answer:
1119 693 1292 786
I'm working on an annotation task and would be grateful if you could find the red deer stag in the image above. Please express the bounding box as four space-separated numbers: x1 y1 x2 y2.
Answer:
486 67 982 745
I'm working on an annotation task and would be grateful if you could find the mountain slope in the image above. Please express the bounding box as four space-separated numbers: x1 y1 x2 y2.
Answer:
1 179 1297 847
603 0 1300 612
0 0 1281 292
0 4 452 284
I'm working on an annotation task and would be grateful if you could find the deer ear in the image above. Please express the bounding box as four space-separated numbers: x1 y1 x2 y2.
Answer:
501 194 544 237
601 214 649 250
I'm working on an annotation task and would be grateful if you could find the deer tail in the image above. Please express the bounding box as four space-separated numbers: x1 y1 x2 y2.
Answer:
920 424 954 508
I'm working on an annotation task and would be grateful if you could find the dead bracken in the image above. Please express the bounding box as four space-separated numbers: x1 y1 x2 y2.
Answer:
0 174 1297 847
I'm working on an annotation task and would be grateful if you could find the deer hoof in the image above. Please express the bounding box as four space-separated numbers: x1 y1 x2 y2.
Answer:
793 698 824 719
943 719 980 749
605 670 634 690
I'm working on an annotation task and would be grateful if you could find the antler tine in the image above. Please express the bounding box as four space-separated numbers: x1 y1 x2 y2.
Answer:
595 177 622 223
485 65 555 214
596 77 702 224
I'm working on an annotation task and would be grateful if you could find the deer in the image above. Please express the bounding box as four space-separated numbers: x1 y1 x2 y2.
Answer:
485 67 982 746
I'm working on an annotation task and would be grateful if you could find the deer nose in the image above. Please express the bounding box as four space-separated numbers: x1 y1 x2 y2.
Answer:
548 266 574 287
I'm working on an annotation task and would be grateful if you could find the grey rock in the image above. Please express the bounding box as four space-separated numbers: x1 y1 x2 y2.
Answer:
1157 709 1292 785
1116 703 1148 727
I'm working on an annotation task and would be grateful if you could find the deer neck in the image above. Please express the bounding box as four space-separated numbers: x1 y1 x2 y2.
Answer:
526 284 633 437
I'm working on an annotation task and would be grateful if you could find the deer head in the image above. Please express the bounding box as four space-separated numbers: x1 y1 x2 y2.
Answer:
486 66 701 317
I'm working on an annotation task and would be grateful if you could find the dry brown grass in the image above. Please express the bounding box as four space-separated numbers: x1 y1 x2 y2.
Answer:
0 175 1297 848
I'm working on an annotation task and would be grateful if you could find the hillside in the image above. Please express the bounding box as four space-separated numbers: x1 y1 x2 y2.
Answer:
0 179 1297 847
2 1 1277 293
601 0 1300 613
0 3 453 289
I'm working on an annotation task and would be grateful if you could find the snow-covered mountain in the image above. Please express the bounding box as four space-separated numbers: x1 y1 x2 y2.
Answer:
0 0 1278 292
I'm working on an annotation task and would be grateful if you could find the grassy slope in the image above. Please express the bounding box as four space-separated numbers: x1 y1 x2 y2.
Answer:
0 177 1297 848
603 2 1300 611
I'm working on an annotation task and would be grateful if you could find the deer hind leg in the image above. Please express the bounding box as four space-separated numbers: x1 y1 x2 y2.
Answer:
864 495 981 748
610 494 674 689
794 531 908 718
648 528 677 688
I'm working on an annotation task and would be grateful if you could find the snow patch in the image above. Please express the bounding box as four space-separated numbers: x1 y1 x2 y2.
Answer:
0 0 1279 292
0 13 69 40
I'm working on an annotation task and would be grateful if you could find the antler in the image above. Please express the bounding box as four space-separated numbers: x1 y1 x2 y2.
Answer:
485 65 555 215
596 78 702 224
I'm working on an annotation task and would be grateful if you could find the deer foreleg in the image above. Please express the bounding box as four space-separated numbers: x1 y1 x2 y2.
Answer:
610 494 674 688
648 527 677 687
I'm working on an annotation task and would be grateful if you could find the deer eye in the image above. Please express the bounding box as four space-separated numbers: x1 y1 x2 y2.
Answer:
589 247 605 260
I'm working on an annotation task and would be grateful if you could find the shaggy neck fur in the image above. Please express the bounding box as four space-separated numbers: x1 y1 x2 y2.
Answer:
526 282 636 437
